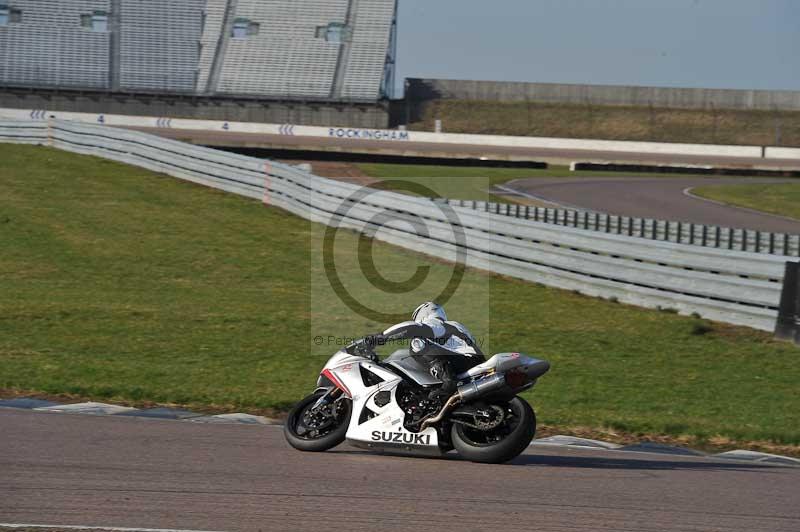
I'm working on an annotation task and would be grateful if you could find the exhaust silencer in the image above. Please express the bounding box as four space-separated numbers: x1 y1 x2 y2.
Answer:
457 373 507 402
420 373 515 431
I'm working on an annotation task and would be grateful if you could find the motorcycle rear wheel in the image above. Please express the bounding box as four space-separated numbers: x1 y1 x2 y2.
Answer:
451 396 536 464
284 390 352 452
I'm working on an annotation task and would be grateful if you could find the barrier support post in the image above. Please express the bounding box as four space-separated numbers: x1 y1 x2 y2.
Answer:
262 160 271 205
774 261 800 344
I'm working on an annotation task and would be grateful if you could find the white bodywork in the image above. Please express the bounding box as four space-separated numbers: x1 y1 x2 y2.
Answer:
319 351 441 455
317 350 548 455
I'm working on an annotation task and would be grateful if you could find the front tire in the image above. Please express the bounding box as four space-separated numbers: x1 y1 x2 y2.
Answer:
284 391 352 452
451 397 536 464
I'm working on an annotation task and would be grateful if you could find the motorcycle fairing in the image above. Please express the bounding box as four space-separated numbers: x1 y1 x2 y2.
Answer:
318 350 441 455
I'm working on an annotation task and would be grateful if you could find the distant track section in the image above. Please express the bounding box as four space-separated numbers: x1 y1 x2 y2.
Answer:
496 177 800 234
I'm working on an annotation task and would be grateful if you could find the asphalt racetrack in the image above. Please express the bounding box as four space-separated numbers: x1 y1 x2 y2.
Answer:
2 409 798 532
505 177 800 233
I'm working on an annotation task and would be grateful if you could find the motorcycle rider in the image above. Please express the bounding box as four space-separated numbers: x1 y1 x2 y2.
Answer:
368 302 484 400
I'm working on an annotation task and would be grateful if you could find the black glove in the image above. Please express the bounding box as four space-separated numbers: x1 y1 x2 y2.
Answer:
364 334 386 348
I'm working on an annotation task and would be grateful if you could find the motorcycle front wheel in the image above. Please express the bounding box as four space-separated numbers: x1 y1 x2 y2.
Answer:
451 396 536 464
284 390 352 452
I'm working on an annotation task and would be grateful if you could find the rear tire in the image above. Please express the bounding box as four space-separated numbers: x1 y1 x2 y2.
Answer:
451 397 536 464
284 391 351 452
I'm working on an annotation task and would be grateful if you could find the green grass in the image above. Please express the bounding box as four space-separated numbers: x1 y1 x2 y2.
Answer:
692 183 800 221
357 163 577 180
356 163 568 202
2 144 800 445
369 176 511 202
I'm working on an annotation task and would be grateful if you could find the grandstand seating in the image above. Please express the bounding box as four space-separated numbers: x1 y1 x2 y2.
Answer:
0 0 111 89
340 0 395 100
196 0 227 93
215 0 349 99
118 0 204 93
0 0 395 101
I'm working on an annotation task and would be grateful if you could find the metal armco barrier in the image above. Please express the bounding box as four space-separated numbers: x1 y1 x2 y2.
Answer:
449 199 800 257
0 119 791 332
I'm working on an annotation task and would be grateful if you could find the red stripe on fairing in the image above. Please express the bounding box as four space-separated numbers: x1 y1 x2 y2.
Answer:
321 368 352 398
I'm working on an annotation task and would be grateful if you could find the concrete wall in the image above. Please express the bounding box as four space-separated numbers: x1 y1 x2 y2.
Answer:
0 105 763 158
0 89 390 128
406 78 800 111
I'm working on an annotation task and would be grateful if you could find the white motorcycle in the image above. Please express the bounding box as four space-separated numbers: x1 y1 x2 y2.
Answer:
284 337 550 463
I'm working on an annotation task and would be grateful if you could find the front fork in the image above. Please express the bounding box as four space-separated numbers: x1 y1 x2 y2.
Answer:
311 387 342 410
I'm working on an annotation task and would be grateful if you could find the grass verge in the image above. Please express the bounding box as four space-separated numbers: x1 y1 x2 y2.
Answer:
356 163 578 180
2 144 800 448
692 183 800 221
355 163 568 202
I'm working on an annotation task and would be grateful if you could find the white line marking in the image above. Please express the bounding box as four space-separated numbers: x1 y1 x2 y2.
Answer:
492 184 567 207
0 523 229 532
681 186 729 207
493 183 604 214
